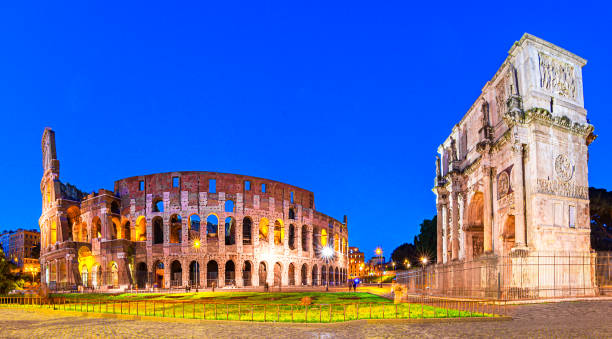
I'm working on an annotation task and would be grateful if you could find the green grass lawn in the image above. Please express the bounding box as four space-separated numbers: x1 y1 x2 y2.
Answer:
2 292 495 322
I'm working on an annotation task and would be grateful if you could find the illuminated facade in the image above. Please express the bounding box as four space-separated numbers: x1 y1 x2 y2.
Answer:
348 246 364 278
39 128 349 290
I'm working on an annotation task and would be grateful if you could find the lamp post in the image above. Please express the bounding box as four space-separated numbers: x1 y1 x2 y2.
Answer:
420 257 428 290
375 247 382 288
321 246 334 292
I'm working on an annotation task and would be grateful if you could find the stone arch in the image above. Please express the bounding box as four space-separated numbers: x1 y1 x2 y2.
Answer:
135 216 146 241
466 192 485 258
259 218 269 243
321 229 328 247
258 261 268 286
288 263 295 285
152 197 164 212
169 214 182 243
312 264 318 286
273 262 282 286
152 216 164 244
206 214 219 239
153 260 164 288
122 219 131 241
189 261 200 287
335 267 339 285
92 264 101 288
242 217 252 245
301 225 309 251
80 264 88 287
206 260 219 287
92 217 102 239
288 224 296 250
110 261 119 288
136 262 148 288
111 217 121 240
301 264 308 285
242 260 253 286
274 220 284 246
225 217 236 245
321 265 327 286
225 260 236 286
170 260 182 287
502 215 516 252
66 206 80 241
110 201 120 214
189 214 201 240
288 208 296 220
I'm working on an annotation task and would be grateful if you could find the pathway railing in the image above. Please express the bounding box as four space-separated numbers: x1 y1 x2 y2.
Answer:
0 295 506 322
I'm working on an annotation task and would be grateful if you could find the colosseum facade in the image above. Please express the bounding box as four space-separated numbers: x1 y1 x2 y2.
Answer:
39 128 349 290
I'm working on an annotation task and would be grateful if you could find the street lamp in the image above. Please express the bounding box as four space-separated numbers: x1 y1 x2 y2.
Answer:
321 246 334 292
420 257 428 266
375 247 383 288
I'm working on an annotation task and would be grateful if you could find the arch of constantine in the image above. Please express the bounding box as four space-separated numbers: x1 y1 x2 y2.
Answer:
39 128 348 290
430 33 597 299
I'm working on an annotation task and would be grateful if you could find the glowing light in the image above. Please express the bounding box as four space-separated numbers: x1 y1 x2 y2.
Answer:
421 257 428 265
321 246 334 259
375 247 382 256
193 240 201 249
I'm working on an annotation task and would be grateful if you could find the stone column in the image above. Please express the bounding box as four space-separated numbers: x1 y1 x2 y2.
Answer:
483 167 493 253
437 204 443 263
236 260 244 287
451 192 459 261
512 144 527 248
442 205 448 263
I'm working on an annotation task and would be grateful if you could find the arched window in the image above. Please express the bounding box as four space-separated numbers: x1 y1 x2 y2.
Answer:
225 260 236 286
207 261 218 287
242 261 252 286
288 208 295 220
225 200 234 213
170 214 182 243
242 217 252 245
321 229 328 247
111 218 120 240
153 217 164 244
189 215 200 240
111 201 120 214
288 263 295 285
92 217 102 239
288 224 296 250
274 220 284 246
206 215 218 238
153 198 164 212
302 225 308 251
170 261 182 287
225 217 235 245
123 221 131 241
259 218 269 242
136 216 146 241
312 227 319 249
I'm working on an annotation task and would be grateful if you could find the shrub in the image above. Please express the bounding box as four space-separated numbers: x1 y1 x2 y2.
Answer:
299 296 312 306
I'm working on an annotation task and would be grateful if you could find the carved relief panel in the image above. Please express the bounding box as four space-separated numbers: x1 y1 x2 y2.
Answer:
538 53 577 100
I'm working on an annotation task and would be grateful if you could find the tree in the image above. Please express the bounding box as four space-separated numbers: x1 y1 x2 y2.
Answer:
589 187 612 251
0 248 18 294
391 215 437 268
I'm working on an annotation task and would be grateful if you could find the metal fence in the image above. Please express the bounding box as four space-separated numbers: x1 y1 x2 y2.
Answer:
0 295 507 322
397 252 607 300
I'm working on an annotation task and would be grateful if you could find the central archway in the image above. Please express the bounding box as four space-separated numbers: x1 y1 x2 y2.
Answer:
258 262 267 286
207 260 218 287
273 262 282 286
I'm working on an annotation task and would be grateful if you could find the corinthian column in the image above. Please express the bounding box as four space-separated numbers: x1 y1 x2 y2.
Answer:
512 143 527 248
436 204 443 264
483 167 493 253
451 192 459 261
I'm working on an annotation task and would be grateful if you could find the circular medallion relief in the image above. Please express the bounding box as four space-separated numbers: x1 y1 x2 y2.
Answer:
498 171 510 196
554 154 574 182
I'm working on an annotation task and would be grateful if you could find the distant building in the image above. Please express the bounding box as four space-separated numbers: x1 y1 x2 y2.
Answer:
6 229 40 275
0 232 10 256
348 246 364 278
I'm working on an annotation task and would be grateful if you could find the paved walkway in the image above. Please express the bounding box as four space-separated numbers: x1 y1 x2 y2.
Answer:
1 300 610 338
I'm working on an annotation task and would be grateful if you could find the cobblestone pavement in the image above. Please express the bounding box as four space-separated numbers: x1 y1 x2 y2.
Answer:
0 301 610 338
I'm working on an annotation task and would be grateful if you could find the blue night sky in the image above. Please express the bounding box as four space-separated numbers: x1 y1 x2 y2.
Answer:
0 1 610 260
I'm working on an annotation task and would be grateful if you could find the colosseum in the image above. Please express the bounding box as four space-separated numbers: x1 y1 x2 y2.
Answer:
39 128 349 290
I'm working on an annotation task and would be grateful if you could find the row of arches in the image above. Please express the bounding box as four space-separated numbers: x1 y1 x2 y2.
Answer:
61 207 348 256
134 259 348 288
147 215 348 254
